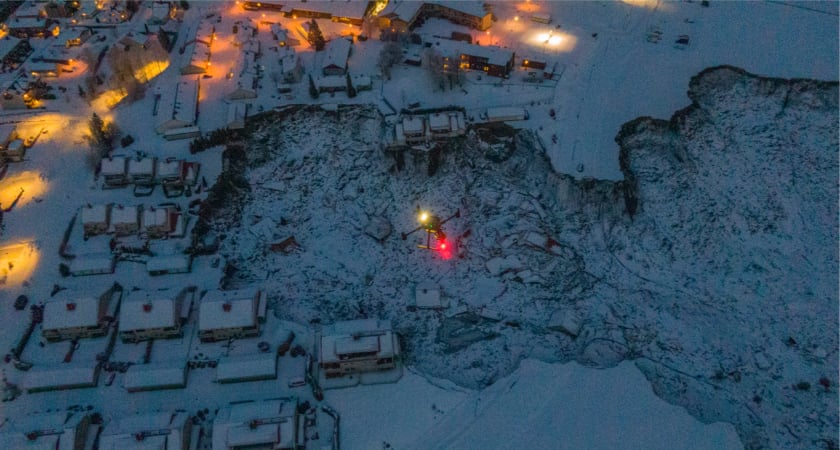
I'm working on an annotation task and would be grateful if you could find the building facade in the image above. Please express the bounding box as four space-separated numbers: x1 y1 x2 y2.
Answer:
318 319 400 378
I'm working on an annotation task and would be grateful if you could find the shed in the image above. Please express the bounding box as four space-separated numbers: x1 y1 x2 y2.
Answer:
216 353 277 383
127 156 156 184
100 156 128 187
69 253 116 276
110 204 140 236
80 203 111 236
124 362 187 392
146 254 192 275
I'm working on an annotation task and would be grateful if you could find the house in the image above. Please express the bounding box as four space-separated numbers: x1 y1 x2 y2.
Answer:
212 398 299 450
459 45 515 78
278 52 302 83
141 205 174 238
110 204 140 236
269 23 300 47
0 411 92 449
321 37 352 76
27 60 59 77
23 364 101 393
427 110 466 140
99 411 192 450
42 289 112 341
180 19 214 74
119 288 187 342
318 319 400 378
198 289 263 342
80 203 111 236
226 102 247 130
378 1 492 32
396 115 427 145
149 2 173 25
284 0 370 25
7 17 51 39
427 37 515 78
64 28 92 48
127 156 156 185
156 77 200 133
156 158 185 186
101 156 128 188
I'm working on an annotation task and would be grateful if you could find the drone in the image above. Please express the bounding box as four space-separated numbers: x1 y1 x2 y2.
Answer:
401 208 460 251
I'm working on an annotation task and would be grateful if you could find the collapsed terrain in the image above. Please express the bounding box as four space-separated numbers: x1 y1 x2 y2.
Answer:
206 66 838 449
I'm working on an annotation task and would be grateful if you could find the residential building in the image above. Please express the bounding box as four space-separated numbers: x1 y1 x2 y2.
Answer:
198 289 263 342
283 0 370 25
110 204 140 235
42 288 113 341
156 76 200 133
0 411 92 450
101 155 128 188
321 37 352 76
378 1 492 32
318 319 400 378
99 411 192 450
80 203 111 236
119 288 189 342
212 398 299 450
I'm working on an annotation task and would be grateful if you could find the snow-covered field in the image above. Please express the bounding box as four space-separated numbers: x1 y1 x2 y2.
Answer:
0 1 837 450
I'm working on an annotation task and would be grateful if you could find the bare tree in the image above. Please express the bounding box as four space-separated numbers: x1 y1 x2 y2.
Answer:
378 41 402 80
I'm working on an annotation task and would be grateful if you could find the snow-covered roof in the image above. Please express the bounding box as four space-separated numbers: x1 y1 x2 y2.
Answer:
216 353 277 382
128 157 155 176
322 37 351 70
320 319 397 363
100 156 127 176
428 113 450 131
99 411 190 450
428 38 513 66
486 106 526 121
0 411 85 449
284 0 369 18
403 116 424 134
69 253 115 275
213 398 297 450
157 77 200 132
111 205 139 225
156 159 182 180
80 204 109 225
124 362 187 391
142 207 168 229
119 289 180 332
8 17 46 29
23 364 98 392
146 254 191 274
42 293 101 331
194 19 216 46
198 289 261 332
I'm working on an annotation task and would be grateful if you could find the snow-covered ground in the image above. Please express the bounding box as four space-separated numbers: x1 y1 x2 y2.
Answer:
0 1 837 450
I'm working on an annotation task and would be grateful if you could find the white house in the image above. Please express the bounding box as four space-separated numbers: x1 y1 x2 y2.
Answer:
110 204 140 236
119 288 186 342
226 103 247 130
127 156 156 184
0 411 92 449
321 37 352 76
156 77 200 133
198 289 263 342
69 253 116 276
42 289 112 341
141 205 174 238
100 155 128 188
212 398 299 450
147 254 193 276
80 203 111 236
318 319 400 379
99 411 192 450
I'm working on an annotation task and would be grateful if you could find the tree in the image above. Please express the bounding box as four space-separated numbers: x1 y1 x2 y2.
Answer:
345 73 356 98
308 75 319 99
308 20 325 51
377 41 402 80
85 113 121 170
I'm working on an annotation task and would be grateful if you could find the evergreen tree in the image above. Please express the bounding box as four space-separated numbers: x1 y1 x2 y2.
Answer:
346 73 356 98
308 20 325 51
308 75 319 99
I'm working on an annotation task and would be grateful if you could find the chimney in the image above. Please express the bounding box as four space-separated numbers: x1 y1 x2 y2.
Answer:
222 302 231 312
143 303 152 312
66 302 76 311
